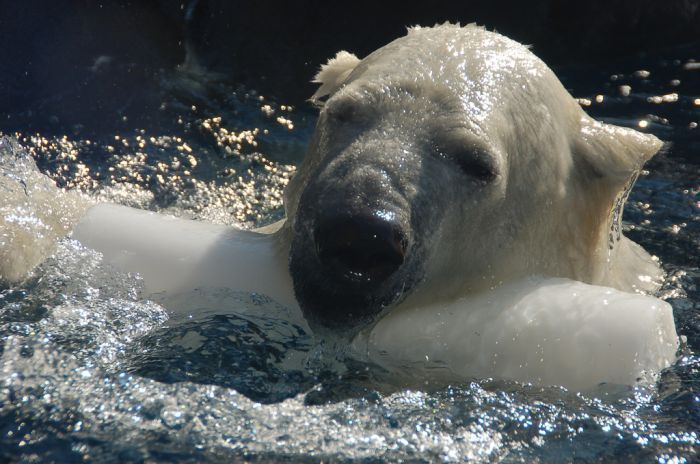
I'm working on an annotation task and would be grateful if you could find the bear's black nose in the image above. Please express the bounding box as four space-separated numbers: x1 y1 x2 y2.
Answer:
314 214 407 285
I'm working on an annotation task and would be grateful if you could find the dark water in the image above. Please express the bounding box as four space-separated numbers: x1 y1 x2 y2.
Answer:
0 43 699 462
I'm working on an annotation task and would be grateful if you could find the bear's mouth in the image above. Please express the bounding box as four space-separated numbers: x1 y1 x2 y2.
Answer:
289 211 422 333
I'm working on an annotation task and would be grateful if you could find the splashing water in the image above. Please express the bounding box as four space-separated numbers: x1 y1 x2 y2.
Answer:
0 138 92 282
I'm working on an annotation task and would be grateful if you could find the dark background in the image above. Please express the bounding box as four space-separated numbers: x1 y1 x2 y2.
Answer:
1 0 699 134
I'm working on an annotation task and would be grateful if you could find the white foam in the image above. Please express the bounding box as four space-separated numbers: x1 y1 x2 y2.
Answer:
0 138 92 282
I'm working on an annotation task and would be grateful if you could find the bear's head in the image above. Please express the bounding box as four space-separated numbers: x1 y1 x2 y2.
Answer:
285 24 662 333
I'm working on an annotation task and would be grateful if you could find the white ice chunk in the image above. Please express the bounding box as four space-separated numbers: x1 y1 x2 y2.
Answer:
359 276 678 390
72 203 299 317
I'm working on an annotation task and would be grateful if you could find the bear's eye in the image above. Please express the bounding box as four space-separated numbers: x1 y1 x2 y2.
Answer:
454 155 497 182
438 147 498 183
325 100 363 124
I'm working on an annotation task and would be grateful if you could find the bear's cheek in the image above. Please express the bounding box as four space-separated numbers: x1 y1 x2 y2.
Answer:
416 179 509 290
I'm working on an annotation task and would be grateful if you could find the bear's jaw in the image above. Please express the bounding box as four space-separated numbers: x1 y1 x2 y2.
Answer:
288 250 423 333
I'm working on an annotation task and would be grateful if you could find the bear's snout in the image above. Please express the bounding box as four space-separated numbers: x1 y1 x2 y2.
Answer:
289 198 422 332
314 213 408 285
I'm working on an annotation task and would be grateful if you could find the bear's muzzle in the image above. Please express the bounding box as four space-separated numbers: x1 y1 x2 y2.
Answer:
289 203 421 333
314 213 408 285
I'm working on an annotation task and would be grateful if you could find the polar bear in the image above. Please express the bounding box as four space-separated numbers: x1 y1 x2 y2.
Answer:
1 24 678 389
287 24 668 331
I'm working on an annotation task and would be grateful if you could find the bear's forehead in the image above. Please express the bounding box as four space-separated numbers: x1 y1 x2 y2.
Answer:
353 25 544 86
341 24 550 122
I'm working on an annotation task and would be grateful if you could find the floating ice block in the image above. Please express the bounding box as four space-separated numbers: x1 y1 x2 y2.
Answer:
359 277 679 390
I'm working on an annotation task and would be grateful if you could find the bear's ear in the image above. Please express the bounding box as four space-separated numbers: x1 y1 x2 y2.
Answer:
573 115 663 184
310 51 360 105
